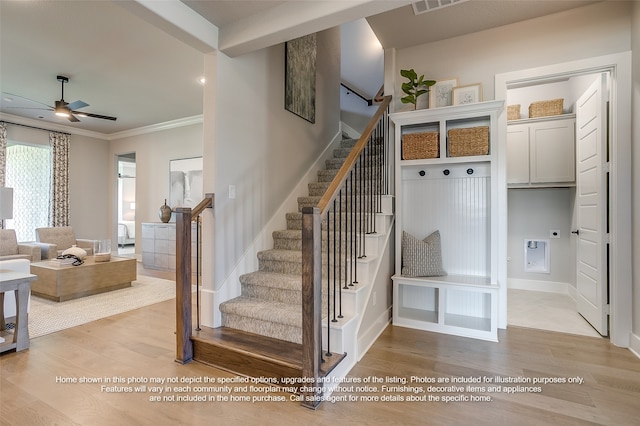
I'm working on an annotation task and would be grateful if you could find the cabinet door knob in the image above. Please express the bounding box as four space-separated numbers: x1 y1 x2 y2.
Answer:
571 230 580 235
443 169 450 176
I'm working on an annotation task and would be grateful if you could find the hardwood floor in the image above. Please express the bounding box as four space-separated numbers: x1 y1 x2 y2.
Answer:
2 272 639 425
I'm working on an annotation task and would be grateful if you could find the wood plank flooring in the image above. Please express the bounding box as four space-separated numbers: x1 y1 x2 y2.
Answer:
1 267 639 425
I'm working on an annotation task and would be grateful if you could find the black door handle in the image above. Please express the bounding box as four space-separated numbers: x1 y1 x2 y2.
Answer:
571 230 580 235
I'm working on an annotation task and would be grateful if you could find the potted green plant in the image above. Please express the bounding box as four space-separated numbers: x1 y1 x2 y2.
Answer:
400 68 436 110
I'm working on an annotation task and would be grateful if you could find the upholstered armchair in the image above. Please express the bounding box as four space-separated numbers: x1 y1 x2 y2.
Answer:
0 229 41 262
35 226 96 259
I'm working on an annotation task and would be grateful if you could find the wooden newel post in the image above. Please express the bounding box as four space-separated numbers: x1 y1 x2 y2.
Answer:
175 206 193 363
301 206 323 409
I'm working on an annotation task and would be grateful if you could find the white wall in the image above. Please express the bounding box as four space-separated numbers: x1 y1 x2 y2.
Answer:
109 123 203 252
507 188 575 287
209 27 341 288
631 1 640 349
340 19 383 133
69 134 110 240
508 74 601 119
391 2 632 112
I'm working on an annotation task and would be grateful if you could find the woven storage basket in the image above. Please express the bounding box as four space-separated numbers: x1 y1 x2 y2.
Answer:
448 126 489 157
507 104 520 120
529 98 563 118
402 132 439 160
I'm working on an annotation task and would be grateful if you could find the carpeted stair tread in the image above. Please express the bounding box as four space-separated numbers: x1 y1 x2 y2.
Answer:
220 296 301 328
318 169 339 182
240 271 302 292
308 182 331 196
258 249 301 262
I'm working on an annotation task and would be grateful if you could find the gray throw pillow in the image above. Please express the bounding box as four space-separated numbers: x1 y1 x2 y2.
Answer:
401 230 447 277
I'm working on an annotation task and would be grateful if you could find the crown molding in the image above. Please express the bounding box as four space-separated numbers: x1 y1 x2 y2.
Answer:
104 115 203 140
0 112 107 139
0 112 203 141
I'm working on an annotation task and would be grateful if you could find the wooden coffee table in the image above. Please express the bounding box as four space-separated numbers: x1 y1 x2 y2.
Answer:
30 256 137 302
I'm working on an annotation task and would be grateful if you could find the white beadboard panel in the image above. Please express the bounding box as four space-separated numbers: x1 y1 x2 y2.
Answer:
400 283 438 313
401 162 491 277
445 288 492 319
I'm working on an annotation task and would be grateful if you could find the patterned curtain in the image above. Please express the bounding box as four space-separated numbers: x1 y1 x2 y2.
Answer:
49 132 70 226
0 122 6 229
0 122 6 186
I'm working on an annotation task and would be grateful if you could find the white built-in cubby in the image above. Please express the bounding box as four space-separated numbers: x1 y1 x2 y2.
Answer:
390 101 504 342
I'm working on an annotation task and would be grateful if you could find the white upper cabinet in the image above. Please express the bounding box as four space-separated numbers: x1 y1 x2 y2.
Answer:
507 115 576 187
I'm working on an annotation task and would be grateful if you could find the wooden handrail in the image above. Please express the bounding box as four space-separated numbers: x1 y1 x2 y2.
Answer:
317 95 391 214
190 193 215 218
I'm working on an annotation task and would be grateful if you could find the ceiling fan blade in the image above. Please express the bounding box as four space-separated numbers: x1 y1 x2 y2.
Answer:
2 92 54 109
67 114 80 123
72 111 117 121
66 100 89 110
5 106 53 111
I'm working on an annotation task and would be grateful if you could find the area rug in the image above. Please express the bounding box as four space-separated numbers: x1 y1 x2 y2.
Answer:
28 276 176 338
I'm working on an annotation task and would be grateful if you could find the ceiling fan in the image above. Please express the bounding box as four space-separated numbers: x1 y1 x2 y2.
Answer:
6 75 117 122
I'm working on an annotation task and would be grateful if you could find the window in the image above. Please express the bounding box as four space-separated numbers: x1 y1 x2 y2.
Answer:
5 142 51 241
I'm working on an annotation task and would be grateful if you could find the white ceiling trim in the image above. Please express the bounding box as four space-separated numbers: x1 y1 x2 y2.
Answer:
119 0 219 53
105 115 203 141
0 112 203 142
218 0 414 57
0 112 107 140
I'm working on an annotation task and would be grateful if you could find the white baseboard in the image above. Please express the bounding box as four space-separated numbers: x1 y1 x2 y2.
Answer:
629 332 640 360
340 122 361 140
507 278 571 294
357 307 391 362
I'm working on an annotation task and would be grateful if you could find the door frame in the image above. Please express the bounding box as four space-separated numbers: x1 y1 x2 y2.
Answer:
495 52 632 347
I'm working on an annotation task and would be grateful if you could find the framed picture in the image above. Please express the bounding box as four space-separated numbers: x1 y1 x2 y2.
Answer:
285 33 316 123
452 84 482 105
429 78 458 108
169 157 203 209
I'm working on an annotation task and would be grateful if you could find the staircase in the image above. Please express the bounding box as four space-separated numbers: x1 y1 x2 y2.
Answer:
218 135 382 345
181 96 393 408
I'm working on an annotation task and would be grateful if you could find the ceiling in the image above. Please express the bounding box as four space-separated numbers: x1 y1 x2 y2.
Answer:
0 0 597 137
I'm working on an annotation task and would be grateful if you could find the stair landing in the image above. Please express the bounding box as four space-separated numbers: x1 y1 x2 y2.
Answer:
192 326 345 387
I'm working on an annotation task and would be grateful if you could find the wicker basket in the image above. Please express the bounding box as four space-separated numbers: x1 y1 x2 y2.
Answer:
448 126 489 157
402 132 439 160
529 98 563 118
507 104 520 120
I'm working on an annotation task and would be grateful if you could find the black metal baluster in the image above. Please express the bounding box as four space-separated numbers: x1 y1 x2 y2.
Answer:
332 198 337 323
351 168 358 285
344 175 350 290
338 188 343 319
326 205 331 357
358 149 365 259
196 216 201 331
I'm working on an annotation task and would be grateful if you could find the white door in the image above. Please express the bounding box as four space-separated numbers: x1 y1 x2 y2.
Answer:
575 74 609 336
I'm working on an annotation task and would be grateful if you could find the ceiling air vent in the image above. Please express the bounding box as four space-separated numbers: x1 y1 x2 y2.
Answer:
412 0 468 15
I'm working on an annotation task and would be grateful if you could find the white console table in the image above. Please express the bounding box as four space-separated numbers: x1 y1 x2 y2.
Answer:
0 270 37 353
